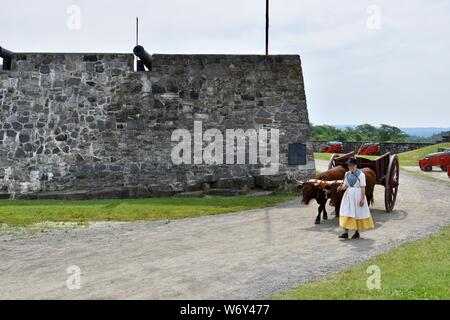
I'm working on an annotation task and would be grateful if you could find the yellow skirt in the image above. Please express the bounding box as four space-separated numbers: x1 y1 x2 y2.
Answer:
339 216 374 231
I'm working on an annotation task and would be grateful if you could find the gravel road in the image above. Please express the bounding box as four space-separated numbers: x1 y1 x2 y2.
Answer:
403 166 449 182
1 160 449 299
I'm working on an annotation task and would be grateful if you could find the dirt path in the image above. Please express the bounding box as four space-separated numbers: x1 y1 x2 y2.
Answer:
1 160 449 299
403 166 449 182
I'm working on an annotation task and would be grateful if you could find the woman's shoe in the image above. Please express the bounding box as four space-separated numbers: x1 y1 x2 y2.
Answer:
352 231 360 239
338 233 349 239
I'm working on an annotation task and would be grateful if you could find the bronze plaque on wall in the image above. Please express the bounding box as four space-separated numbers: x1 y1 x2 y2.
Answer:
288 143 307 165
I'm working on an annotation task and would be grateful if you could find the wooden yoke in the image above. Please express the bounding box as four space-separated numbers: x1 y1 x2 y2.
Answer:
296 179 344 190
317 179 343 190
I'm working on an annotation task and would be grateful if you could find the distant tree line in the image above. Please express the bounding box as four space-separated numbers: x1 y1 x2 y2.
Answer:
311 124 410 142
406 131 449 143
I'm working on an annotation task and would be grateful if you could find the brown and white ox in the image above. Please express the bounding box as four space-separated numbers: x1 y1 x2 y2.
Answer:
319 167 377 215
297 166 347 224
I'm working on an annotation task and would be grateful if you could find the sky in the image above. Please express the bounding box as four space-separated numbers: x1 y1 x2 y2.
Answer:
1 0 449 127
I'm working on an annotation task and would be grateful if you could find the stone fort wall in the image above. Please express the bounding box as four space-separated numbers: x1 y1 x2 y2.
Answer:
0 52 314 199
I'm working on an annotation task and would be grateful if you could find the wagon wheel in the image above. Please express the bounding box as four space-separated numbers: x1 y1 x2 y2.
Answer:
385 154 399 212
328 154 338 170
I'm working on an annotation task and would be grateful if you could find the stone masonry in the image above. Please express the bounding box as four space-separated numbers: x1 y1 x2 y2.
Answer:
0 52 314 199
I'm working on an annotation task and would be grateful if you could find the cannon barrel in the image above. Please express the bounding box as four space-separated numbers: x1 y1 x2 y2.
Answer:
133 45 152 71
0 46 13 59
0 46 13 70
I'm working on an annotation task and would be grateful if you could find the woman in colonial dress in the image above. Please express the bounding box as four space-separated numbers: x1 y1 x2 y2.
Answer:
337 158 374 239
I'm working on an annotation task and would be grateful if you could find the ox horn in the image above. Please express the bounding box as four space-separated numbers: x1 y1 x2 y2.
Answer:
296 180 304 190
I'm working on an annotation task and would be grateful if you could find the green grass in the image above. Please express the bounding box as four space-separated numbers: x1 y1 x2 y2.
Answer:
398 142 450 166
0 194 296 227
274 226 450 300
314 152 378 161
313 152 336 161
397 143 450 183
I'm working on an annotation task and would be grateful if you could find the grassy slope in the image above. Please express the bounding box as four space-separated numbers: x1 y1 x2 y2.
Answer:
274 226 450 300
397 143 450 183
398 142 450 166
0 194 296 227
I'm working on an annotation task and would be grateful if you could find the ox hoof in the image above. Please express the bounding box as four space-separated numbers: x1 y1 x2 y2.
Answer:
314 220 321 225
323 216 328 220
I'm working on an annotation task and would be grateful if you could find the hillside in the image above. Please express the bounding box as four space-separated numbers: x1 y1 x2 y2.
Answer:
398 143 450 166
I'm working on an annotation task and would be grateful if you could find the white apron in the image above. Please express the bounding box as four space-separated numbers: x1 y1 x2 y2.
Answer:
339 170 374 230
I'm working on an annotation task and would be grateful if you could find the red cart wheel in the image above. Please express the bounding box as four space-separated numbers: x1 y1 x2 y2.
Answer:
385 154 399 212
441 165 447 172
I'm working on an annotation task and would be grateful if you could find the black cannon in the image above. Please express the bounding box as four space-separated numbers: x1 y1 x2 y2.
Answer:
0 46 13 70
133 45 152 71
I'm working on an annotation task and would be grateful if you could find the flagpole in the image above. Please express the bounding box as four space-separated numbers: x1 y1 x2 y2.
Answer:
136 16 139 46
265 0 269 61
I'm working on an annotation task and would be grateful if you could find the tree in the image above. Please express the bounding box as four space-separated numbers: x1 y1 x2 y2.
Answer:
355 124 378 140
378 124 408 142
311 123 408 142
311 125 342 141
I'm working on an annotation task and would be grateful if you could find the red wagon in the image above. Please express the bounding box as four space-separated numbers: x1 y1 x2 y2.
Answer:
418 150 450 172
329 151 399 212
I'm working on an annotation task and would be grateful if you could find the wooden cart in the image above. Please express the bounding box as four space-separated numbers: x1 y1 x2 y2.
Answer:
328 152 399 212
